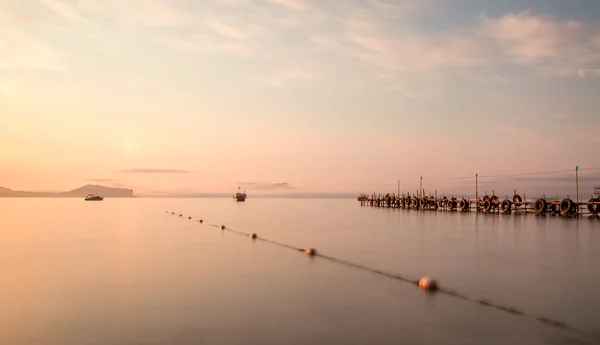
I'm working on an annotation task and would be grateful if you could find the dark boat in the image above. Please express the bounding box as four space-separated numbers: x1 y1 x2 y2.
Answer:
233 187 247 202
85 193 104 201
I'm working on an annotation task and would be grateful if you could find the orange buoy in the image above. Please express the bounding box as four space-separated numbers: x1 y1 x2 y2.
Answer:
199 219 203 223
188 216 192 219
220 225 225 230
418 277 439 291
304 248 317 256
250 233 257 239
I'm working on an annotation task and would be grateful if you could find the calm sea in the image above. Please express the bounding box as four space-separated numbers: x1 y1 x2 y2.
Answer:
1 198 599 345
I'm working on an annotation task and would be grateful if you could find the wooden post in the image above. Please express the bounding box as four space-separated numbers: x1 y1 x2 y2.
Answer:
575 165 579 204
475 173 478 211
420 176 423 198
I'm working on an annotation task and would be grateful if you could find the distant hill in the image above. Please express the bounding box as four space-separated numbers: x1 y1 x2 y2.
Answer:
0 185 357 199
0 185 134 198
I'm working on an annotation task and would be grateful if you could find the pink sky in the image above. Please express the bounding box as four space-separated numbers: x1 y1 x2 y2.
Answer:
1 0 599 195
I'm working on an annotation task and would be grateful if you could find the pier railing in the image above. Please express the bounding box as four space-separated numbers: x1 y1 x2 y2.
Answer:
358 165 600 218
358 193 600 217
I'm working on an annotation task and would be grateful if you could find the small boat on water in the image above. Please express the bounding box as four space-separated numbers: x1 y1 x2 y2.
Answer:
85 193 103 201
233 187 247 202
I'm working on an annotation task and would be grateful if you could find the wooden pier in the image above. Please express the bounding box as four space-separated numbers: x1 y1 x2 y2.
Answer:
358 186 600 218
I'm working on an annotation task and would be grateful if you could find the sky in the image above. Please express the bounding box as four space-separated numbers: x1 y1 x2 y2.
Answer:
1 0 600 196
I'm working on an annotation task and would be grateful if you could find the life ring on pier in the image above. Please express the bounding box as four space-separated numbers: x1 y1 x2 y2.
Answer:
513 194 522 203
412 197 419 208
490 195 499 205
587 198 600 214
461 199 470 211
500 199 512 213
560 198 575 215
419 198 426 208
482 199 492 212
534 199 547 215
458 199 466 210
447 199 455 210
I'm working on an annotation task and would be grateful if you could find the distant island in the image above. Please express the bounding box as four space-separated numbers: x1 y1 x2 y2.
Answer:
0 185 360 199
0 185 135 198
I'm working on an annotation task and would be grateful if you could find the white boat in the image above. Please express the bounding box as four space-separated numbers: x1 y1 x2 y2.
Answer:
85 193 103 201
233 187 246 202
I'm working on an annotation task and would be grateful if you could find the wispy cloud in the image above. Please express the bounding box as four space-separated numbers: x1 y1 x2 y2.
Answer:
477 11 600 77
267 0 311 10
119 169 192 174
205 17 264 40
0 9 68 71
38 0 88 22
38 0 192 27
129 0 192 27
301 5 600 95
9 0 600 97
239 182 297 191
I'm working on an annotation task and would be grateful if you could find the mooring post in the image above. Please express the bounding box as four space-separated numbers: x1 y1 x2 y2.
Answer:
420 176 423 199
475 173 478 211
575 165 579 204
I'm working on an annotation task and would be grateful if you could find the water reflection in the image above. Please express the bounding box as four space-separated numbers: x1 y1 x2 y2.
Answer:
0 198 598 345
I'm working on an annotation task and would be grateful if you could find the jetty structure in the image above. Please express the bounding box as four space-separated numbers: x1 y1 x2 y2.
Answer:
358 166 600 217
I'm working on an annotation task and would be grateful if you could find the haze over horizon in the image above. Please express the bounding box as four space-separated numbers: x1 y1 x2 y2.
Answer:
1 0 599 196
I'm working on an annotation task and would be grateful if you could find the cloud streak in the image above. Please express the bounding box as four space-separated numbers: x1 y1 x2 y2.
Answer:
0 8 68 71
302 6 600 94
268 0 311 11
239 182 297 191
119 169 192 174
38 0 88 22
37 0 192 27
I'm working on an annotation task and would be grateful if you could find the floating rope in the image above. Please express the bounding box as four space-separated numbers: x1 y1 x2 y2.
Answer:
168 211 581 334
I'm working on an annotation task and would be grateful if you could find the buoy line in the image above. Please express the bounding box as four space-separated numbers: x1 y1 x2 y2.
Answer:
168 211 581 334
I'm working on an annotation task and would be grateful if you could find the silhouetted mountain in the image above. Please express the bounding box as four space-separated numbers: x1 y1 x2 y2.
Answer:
0 185 134 198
